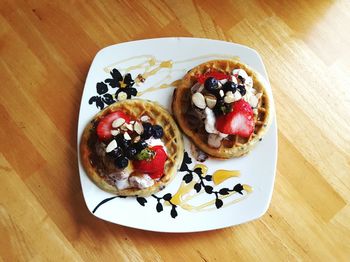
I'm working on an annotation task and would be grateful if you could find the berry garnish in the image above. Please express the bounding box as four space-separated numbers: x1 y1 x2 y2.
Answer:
133 146 167 176
115 134 131 150
141 122 153 139
197 71 231 84
215 99 254 137
126 145 138 159
152 125 164 139
115 156 129 169
107 147 123 158
222 81 237 93
96 111 130 140
135 148 155 160
237 85 246 96
134 140 148 152
204 77 219 92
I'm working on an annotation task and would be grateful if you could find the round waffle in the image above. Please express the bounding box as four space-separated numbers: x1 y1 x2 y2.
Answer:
172 60 272 158
80 99 184 196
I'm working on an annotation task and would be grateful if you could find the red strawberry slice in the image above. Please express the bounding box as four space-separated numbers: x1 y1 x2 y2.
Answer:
216 99 254 137
96 111 130 140
196 70 231 84
133 146 167 178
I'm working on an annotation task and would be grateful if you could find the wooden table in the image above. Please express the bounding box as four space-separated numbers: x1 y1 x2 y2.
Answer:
1 0 349 261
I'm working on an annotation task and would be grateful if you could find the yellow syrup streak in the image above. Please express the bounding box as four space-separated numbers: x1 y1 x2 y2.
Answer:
212 170 240 185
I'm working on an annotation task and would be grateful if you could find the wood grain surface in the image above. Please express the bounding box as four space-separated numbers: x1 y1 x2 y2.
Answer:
1 0 350 261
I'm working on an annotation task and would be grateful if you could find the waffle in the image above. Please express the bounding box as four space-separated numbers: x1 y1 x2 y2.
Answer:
172 60 272 158
80 99 184 196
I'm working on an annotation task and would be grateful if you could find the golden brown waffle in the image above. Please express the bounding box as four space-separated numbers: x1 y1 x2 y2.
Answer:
172 60 272 158
80 99 184 196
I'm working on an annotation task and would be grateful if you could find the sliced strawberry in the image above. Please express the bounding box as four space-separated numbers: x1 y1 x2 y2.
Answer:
215 99 254 137
133 146 167 176
96 111 130 140
196 70 231 84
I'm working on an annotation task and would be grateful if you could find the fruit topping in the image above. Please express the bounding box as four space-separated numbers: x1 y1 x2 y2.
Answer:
135 148 155 160
126 145 138 159
204 77 219 92
237 85 246 96
115 156 129 169
96 111 130 140
141 122 153 139
222 81 237 93
197 71 231 84
107 147 123 158
152 125 164 139
133 146 167 178
215 99 254 137
134 140 148 152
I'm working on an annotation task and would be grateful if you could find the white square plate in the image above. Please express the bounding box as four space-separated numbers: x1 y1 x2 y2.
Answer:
77 37 277 232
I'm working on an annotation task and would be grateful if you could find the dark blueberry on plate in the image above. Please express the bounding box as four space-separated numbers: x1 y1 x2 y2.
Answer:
126 145 138 159
237 85 246 96
222 81 237 93
115 156 129 169
141 122 153 139
107 147 123 158
134 140 148 152
204 77 219 92
152 125 164 139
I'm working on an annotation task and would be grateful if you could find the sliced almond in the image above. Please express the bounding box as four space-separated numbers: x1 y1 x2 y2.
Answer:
134 121 144 135
125 123 133 131
133 135 141 143
192 92 206 109
219 90 224 97
224 91 235 103
106 139 118 153
124 132 131 140
112 118 125 128
130 120 135 124
120 123 129 131
111 129 120 136
205 95 217 109
140 115 150 122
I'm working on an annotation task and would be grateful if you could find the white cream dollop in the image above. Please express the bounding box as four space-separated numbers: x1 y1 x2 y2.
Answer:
129 175 154 189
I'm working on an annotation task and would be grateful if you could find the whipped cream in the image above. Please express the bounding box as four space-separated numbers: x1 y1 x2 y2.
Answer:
129 175 154 189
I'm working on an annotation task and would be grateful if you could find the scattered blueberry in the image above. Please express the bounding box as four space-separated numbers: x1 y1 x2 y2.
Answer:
141 122 153 139
115 134 130 150
115 156 129 169
237 85 246 96
107 147 123 158
152 125 164 139
222 81 237 93
134 140 148 152
204 77 219 92
237 75 245 84
126 146 138 159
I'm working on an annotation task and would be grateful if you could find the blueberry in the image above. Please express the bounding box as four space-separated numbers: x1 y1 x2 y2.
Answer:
141 122 153 139
107 147 123 158
237 75 245 84
152 125 164 139
134 140 148 152
115 134 130 150
204 77 219 92
222 81 237 93
237 85 246 96
115 156 129 169
126 146 137 159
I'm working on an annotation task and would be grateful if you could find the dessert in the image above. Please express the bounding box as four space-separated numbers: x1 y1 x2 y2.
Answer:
80 99 184 196
172 60 272 158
